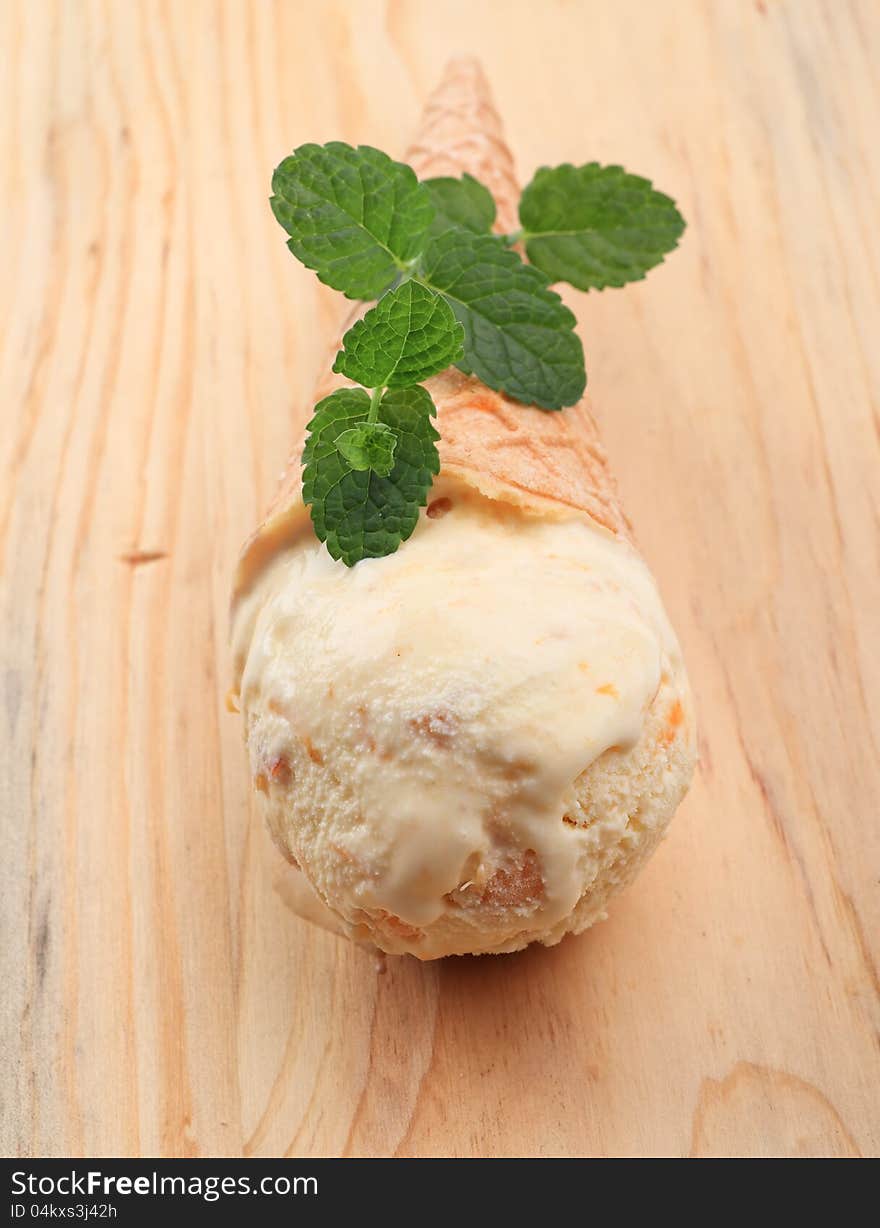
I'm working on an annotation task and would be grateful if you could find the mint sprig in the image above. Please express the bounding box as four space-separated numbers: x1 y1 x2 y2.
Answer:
519 163 685 290
332 280 464 389
271 142 685 564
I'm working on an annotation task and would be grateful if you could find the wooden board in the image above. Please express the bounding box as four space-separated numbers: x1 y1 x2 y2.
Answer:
2 0 878 1159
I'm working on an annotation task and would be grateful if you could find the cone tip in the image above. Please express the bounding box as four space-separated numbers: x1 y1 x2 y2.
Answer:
407 55 519 231
429 55 493 106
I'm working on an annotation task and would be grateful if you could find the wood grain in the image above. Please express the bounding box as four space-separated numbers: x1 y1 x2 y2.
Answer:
2 0 878 1158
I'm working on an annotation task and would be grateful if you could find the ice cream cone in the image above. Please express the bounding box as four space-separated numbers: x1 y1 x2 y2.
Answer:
230 58 696 959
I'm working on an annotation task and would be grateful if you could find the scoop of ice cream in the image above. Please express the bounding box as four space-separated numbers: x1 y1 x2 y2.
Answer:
231 480 696 958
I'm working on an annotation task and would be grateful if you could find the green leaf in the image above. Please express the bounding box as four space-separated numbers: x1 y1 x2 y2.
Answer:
418 231 585 410
270 143 434 300
519 162 685 291
332 280 464 389
424 173 496 235
302 386 440 566
335 422 397 476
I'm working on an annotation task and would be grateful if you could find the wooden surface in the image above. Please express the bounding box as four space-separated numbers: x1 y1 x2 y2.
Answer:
2 0 878 1159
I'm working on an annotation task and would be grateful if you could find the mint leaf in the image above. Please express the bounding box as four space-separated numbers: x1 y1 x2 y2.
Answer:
418 232 585 410
303 386 440 566
333 281 464 389
424 173 496 235
335 422 397 475
520 163 685 291
271 143 433 300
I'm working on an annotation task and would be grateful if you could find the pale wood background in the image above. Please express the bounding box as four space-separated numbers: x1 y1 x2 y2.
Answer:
2 0 878 1158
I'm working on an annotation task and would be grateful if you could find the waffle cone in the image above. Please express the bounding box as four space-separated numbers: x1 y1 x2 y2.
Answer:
233 57 630 601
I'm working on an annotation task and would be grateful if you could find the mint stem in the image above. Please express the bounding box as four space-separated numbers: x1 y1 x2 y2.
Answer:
367 386 383 423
